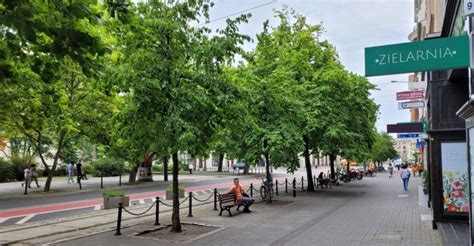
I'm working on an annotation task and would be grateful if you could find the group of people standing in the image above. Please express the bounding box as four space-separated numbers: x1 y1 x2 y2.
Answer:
66 161 87 184
21 164 40 188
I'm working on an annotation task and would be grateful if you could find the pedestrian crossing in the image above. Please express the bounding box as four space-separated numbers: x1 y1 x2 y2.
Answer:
0 188 224 227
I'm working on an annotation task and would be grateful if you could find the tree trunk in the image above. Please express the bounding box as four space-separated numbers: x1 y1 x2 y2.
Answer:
217 153 224 172
163 156 169 182
329 154 336 180
303 137 315 192
264 152 271 203
129 163 139 183
171 152 182 232
44 133 66 192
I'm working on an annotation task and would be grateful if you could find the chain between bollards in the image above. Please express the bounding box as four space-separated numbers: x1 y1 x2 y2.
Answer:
213 188 218 211
115 203 123 236
155 197 160 225
188 192 193 217
293 178 296 198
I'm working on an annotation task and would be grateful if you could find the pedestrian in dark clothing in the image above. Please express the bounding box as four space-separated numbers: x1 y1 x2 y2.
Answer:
76 162 83 182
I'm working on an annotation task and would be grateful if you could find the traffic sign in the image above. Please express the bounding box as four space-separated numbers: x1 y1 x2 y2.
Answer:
397 91 424 100
398 101 425 110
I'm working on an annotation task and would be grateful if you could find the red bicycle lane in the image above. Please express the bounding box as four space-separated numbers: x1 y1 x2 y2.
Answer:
0 177 267 219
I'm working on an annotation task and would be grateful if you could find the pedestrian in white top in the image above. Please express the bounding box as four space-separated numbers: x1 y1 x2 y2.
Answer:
400 165 411 191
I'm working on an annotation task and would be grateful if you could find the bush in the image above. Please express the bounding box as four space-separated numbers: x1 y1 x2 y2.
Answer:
0 159 15 182
10 155 36 180
83 163 95 177
90 158 129 177
167 184 184 191
102 190 126 198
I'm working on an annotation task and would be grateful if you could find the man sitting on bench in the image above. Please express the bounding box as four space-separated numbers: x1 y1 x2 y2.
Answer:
228 178 254 213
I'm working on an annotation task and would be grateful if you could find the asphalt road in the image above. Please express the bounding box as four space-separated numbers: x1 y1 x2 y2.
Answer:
0 174 276 227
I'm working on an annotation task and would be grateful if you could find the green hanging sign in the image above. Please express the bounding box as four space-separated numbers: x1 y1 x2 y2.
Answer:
365 35 470 76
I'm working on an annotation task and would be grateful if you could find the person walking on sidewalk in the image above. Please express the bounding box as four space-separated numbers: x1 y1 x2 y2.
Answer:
400 165 411 191
28 164 40 188
67 162 75 184
21 166 31 188
388 164 394 178
188 163 194 174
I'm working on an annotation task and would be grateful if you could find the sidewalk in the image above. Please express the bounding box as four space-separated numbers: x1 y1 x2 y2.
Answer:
0 171 445 245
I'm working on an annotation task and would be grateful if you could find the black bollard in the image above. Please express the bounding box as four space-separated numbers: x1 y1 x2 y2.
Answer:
213 188 218 211
250 183 253 197
293 178 296 198
301 176 304 190
101 171 104 189
119 174 122 186
188 192 193 217
275 180 279 195
23 179 28 195
313 175 316 188
285 178 288 193
155 197 160 225
115 203 123 236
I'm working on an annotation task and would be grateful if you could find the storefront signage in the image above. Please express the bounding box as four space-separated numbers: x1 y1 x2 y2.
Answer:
365 36 470 76
387 122 425 133
398 133 419 138
397 90 424 100
398 100 425 109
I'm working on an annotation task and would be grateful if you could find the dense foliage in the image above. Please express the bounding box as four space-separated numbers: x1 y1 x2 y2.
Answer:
0 0 378 232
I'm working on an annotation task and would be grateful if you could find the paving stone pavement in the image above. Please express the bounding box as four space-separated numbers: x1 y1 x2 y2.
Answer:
47 170 443 246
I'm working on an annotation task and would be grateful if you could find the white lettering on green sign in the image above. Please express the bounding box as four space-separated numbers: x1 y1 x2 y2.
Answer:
374 47 457 65
365 35 470 76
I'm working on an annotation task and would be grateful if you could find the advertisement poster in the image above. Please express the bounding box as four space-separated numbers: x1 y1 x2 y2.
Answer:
441 142 469 213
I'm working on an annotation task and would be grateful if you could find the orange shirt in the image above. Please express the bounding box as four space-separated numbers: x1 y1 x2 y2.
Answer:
229 184 244 200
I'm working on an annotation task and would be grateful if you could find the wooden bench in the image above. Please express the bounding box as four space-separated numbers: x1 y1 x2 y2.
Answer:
218 193 243 217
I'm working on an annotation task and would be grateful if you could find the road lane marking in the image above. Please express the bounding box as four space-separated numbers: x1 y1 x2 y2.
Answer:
94 205 101 211
16 214 35 225
398 194 409 198
0 218 9 224
139 199 145 204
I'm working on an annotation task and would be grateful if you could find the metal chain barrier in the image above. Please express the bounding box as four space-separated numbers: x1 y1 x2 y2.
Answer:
192 192 214 203
179 195 189 205
158 199 173 207
122 201 157 216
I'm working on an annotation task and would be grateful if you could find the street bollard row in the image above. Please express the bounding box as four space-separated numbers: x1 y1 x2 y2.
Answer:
115 176 313 236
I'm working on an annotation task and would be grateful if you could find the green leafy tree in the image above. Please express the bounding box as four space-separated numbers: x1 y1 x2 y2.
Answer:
371 132 398 165
111 0 249 232
0 1 110 191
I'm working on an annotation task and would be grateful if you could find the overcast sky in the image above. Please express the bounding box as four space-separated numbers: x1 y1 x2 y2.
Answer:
202 0 415 132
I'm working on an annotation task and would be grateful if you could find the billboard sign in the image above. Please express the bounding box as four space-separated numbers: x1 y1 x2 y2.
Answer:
397 90 424 100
